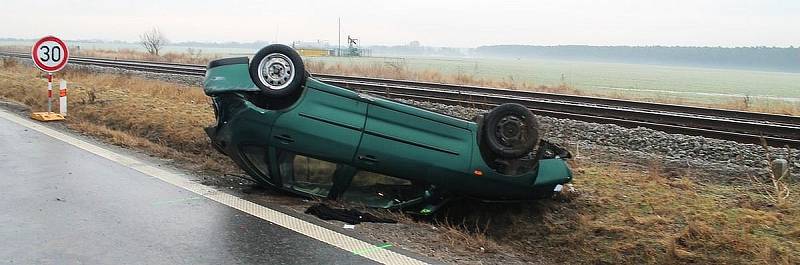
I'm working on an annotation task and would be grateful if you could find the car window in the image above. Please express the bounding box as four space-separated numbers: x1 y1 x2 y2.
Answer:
277 151 337 197
341 171 424 208
240 145 272 184
350 171 411 186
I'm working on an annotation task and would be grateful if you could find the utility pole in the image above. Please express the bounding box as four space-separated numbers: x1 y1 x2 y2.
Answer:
274 24 280 44
337 17 341 56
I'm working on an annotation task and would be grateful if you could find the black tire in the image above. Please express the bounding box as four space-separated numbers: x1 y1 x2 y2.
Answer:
249 44 306 98
482 103 540 159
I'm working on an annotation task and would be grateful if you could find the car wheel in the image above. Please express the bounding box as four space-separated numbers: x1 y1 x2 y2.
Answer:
249 44 306 98
482 103 540 159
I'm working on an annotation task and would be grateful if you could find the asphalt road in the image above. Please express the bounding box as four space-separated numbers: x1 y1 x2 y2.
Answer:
0 112 381 264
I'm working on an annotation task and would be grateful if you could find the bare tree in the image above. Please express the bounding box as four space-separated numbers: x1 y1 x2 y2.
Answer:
140 27 168 56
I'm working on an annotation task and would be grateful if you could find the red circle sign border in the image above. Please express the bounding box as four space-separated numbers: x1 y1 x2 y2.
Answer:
31 36 69 72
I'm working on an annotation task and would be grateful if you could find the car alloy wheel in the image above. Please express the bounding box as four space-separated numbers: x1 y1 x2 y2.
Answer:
248 44 306 99
257 53 295 90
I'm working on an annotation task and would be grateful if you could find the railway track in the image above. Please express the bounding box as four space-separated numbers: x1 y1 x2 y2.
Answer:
2 51 799 148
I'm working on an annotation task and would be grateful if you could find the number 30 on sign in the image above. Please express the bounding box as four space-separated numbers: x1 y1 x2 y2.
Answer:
32 36 69 73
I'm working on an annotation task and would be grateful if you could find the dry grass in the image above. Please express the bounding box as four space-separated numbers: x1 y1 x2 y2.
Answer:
443 160 799 264
739 99 800 116
74 48 220 65
436 218 501 254
749 140 795 208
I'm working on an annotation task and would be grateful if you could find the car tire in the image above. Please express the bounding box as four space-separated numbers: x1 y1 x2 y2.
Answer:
482 103 540 159
249 44 306 98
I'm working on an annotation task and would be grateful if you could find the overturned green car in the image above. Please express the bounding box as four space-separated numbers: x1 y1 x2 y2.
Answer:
204 44 573 214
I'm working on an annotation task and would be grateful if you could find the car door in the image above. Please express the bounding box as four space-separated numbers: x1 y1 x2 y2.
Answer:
354 98 473 184
269 87 367 164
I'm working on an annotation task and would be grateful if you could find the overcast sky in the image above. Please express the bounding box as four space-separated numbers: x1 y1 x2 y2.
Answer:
1 0 797 47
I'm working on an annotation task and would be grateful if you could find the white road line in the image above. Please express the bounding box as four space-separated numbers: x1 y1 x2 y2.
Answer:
0 109 428 265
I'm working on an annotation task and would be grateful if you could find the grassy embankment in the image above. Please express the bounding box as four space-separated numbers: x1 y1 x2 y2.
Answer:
440 159 798 264
0 58 797 264
0 58 234 175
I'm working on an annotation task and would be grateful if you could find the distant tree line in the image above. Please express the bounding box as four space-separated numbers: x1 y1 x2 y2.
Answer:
370 45 468 57
475 45 800 72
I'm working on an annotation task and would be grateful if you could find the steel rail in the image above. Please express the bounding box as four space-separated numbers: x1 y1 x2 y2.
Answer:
2 51 798 147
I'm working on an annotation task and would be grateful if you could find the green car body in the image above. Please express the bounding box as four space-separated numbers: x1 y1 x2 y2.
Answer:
204 57 573 213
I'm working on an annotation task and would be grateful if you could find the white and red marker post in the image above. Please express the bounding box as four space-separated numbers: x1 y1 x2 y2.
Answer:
31 35 69 121
59 79 67 115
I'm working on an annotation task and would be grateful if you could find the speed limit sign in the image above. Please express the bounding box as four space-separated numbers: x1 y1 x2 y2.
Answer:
31 35 69 72
30 35 69 121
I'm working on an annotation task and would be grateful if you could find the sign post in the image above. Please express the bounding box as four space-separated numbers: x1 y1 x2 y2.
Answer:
31 35 69 121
